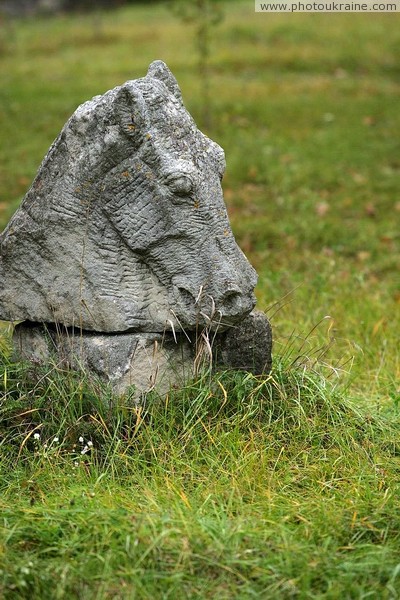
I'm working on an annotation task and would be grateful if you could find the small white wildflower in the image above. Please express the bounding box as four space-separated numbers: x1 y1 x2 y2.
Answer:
73 461 79 468
33 432 40 440
81 446 89 455
78 436 84 443
323 112 335 123
87 440 93 447
53 437 59 443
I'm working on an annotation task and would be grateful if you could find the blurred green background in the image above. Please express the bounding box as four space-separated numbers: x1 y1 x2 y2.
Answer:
0 0 399 403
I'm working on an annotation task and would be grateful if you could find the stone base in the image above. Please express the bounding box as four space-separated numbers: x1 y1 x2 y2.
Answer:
12 323 196 398
12 311 272 397
214 310 273 374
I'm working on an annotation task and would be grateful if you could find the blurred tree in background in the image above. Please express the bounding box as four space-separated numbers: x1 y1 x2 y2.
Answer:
169 0 225 128
0 0 162 17
0 0 229 128
63 0 125 11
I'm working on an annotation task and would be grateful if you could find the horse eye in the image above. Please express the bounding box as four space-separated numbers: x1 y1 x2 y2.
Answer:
166 174 193 197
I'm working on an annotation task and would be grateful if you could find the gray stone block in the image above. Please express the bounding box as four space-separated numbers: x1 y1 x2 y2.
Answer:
12 310 272 397
12 322 195 398
214 310 273 375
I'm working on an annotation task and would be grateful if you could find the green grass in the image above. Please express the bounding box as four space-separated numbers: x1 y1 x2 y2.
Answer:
1 357 400 598
1 1 400 597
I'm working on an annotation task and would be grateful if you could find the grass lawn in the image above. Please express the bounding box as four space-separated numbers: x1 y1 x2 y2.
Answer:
0 2 399 598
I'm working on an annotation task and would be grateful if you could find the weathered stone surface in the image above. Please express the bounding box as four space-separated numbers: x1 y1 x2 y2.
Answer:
214 310 273 375
12 309 272 396
13 322 196 397
0 60 257 334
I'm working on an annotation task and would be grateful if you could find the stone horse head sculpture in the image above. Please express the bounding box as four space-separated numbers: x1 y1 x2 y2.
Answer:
0 61 257 333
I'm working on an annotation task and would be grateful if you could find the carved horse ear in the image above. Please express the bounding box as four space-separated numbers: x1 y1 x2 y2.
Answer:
113 84 146 146
147 60 183 102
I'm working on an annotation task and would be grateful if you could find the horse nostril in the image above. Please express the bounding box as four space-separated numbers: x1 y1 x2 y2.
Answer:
220 289 242 312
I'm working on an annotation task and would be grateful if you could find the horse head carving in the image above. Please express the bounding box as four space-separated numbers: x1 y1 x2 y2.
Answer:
0 61 257 333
